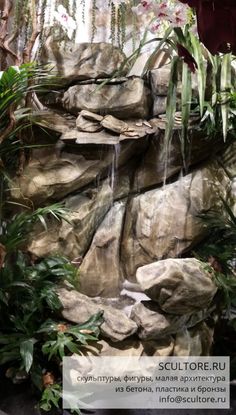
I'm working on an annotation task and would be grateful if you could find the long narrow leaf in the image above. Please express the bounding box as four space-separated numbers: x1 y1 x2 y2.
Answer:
181 61 192 165
221 53 232 141
190 34 206 116
162 56 179 160
20 338 35 373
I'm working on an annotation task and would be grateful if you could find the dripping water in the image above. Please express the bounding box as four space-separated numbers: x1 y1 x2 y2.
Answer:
110 143 121 198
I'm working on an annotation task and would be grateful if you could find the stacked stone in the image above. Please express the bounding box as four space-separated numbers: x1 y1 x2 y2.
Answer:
57 257 217 357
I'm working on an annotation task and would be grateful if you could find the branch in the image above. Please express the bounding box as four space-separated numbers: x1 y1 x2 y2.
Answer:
0 0 19 67
23 0 40 63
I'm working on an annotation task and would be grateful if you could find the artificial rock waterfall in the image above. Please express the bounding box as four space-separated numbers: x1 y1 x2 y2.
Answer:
9 41 235 357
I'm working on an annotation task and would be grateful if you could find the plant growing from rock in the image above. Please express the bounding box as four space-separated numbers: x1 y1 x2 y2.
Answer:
194 197 236 378
105 1 236 166
196 197 236 304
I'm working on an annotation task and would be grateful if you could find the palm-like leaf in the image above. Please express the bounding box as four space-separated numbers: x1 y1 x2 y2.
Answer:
0 204 70 252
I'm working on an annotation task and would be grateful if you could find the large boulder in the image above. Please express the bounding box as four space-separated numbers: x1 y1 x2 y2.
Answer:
136 258 217 314
122 162 230 279
9 146 102 205
10 136 147 205
60 78 151 119
79 202 126 297
130 301 208 340
40 41 127 83
57 288 137 342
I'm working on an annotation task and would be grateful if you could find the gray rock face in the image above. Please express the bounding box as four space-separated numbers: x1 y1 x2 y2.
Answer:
34 110 76 133
130 301 208 340
81 337 174 357
136 258 217 314
79 202 126 297
133 129 224 191
10 137 147 205
173 323 214 356
10 147 102 205
61 118 158 144
150 64 198 97
57 288 137 342
220 141 236 178
61 78 151 119
122 162 230 279
41 40 127 83
28 181 113 259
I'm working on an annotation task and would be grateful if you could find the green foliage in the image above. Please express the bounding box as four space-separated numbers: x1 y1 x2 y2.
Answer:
40 384 62 411
0 205 103 412
0 64 55 136
195 197 236 311
0 64 59 181
0 204 70 252
41 312 103 360
196 197 236 274
40 383 81 414
110 26 236 165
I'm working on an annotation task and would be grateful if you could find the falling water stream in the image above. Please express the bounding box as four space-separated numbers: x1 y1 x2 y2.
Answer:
110 143 121 198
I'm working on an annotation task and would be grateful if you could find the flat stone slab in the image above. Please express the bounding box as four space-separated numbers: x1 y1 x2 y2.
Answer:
61 118 159 145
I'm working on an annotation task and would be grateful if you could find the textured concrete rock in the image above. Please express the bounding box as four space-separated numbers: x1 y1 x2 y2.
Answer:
133 129 224 191
61 78 151 119
81 337 174 357
79 202 126 297
130 301 208 340
219 141 236 178
76 111 103 133
41 40 127 83
10 147 102 204
28 181 113 259
61 118 159 144
122 162 230 279
57 288 137 342
173 328 203 356
10 136 147 205
150 64 198 96
34 110 76 133
173 323 214 356
153 96 168 116
136 258 217 314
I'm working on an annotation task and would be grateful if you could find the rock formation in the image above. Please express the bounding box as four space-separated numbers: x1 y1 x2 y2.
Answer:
9 41 235 357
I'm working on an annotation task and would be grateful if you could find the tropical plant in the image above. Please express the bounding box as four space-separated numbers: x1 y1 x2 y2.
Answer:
0 205 104 413
0 63 59 224
195 197 236 380
103 2 236 165
194 197 236 311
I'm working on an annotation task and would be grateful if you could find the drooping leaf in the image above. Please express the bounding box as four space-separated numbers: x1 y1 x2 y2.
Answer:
20 338 35 373
162 55 179 167
220 53 232 141
190 33 206 116
181 61 192 165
